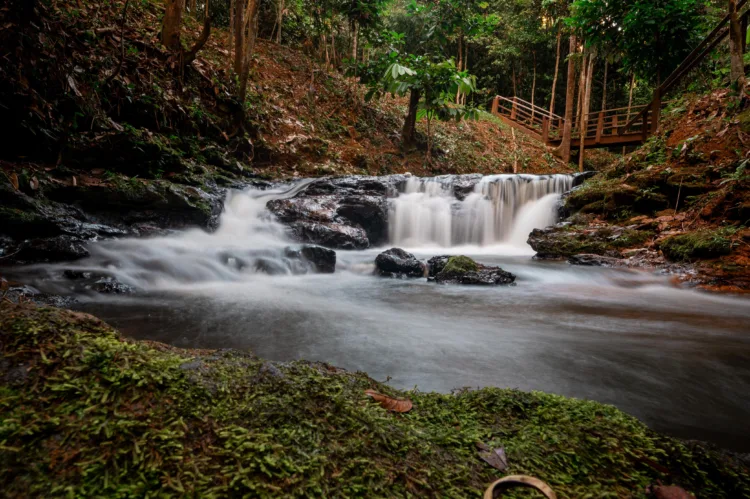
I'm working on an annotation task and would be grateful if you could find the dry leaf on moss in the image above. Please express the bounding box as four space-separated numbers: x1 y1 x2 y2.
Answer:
364 389 413 413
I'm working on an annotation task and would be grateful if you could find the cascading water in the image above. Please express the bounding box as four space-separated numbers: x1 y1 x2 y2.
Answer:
21 174 574 292
388 174 573 248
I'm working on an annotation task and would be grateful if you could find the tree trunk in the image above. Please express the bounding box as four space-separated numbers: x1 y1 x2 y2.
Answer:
512 67 517 97
461 41 469 105
426 114 433 162
601 60 608 111
558 35 577 163
351 20 359 62
162 0 184 50
276 0 285 44
624 72 635 155
531 51 537 124
234 0 245 75
579 54 595 173
227 0 235 72
729 0 746 87
402 89 421 150
549 25 562 116
456 34 464 104
238 0 260 104
183 0 211 65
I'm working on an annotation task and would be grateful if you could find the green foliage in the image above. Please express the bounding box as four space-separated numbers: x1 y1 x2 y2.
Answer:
659 228 735 262
2 304 749 497
568 0 706 83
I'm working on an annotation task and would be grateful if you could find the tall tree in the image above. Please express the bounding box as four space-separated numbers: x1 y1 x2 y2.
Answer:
729 0 746 87
558 34 577 163
162 0 185 50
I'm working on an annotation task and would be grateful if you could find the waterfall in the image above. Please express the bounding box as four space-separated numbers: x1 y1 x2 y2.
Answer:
388 174 573 248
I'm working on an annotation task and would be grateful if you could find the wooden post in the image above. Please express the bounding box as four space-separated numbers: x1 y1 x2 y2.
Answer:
491 96 500 115
510 99 517 120
542 117 550 144
595 111 604 143
642 112 649 142
612 115 619 136
650 88 661 135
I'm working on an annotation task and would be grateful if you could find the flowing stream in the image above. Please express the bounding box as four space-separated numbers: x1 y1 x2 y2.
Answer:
12 175 750 451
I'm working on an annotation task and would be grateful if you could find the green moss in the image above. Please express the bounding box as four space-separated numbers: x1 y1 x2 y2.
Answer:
442 255 480 274
1 304 749 497
659 229 734 262
739 108 750 134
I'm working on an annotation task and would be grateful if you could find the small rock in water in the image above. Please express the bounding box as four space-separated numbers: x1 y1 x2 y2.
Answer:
433 256 516 286
283 245 337 273
375 248 424 278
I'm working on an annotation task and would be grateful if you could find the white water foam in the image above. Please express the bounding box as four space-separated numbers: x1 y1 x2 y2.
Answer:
388 174 573 250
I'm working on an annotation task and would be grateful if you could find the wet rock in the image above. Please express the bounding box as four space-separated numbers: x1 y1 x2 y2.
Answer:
528 224 652 259
433 256 516 286
375 248 424 278
2 285 77 308
298 245 336 273
427 255 451 277
89 277 135 294
287 221 369 250
568 254 624 267
44 180 223 231
12 236 90 264
267 176 391 250
63 269 93 280
283 245 337 273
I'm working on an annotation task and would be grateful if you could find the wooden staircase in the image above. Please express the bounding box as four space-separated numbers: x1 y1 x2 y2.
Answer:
491 0 749 153
490 96 658 150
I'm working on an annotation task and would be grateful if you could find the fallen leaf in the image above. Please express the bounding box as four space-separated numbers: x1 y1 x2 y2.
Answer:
364 389 413 413
478 445 508 471
9 172 19 190
29 176 39 190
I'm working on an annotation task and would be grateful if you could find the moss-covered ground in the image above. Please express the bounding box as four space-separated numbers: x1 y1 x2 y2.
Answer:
1 303 749 498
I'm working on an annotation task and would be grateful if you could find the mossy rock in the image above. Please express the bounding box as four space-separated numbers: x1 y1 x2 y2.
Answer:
529 226 654 259
442 255 480 274
566 180 639 214
659 229 734 262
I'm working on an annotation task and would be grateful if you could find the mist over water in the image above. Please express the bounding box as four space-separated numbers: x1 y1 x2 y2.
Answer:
14 175 750 450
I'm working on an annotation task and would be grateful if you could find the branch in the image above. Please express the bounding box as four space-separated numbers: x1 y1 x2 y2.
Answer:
183 6 212 65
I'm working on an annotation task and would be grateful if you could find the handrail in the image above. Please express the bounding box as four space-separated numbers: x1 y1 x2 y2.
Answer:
621 1 749 134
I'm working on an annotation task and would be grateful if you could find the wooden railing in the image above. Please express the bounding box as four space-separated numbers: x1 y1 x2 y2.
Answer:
491 95 665 147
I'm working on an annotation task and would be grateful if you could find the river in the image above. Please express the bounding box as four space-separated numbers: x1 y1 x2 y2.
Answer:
12 176 750 451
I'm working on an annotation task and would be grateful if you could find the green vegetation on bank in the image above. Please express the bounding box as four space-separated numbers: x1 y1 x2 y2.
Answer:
1 303 749 498
660 228 736 262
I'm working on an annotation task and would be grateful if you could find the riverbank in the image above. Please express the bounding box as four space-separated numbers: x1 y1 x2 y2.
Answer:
1 302 749 497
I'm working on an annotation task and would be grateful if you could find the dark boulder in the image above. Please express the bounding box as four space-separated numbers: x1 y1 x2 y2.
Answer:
286 221 369 250
267 176 391 250
285 245 337 274
427 255 451 277
432 255 516 286
375 248 424 278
